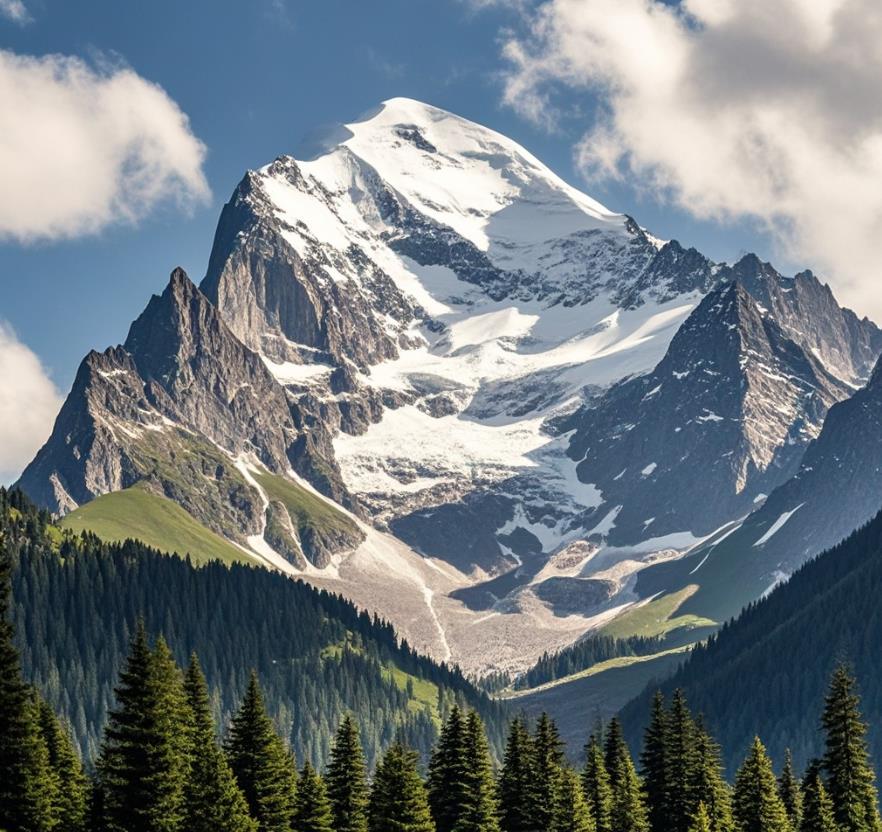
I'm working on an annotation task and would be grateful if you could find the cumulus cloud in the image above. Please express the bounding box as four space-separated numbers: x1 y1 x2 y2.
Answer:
0 324 62 484
0 0 31 24
0 50 210 242
502 0 882 320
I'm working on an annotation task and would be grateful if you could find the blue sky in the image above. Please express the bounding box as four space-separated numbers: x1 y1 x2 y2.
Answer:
0 0 776 394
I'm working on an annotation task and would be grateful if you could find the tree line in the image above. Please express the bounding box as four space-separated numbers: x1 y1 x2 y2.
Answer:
0 486 506 768
513 633 668 691
3 517 882 832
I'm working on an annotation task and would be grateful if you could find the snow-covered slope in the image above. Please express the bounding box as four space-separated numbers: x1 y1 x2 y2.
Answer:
18 98 882 675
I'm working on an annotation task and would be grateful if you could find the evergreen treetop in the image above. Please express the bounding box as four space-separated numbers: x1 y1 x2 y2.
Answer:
733 737 792 832
822 665 881 832
294 760 335 832
225 671 297 832
326 714 369 832
368 741 435 832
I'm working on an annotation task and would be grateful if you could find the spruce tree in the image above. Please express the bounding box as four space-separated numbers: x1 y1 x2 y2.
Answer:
667 690 699 832
641 692 669 832
693 720 734 832
182 655 256 832
498 718 537 832
604 717 648 832
733 737 792 832
368 740 435 832
552 767 595 832
822 665 881 832
429 705 469 832
456 711 500 832
690 803 713 832
582 732 613 832
778 750 803 832
799 762 837 832
326 714 369 832
37 698 88 832
535 713 566 830
225 671 297 832
0 548 56 832
97 625 191 832
295 761 335 832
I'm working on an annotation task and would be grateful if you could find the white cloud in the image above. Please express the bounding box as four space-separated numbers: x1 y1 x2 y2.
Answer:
0 0 31 24
0 50 210 242
0 324 62 484
502 0 882 321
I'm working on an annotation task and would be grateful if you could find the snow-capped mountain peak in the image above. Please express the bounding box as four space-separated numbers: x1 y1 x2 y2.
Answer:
328 96 625 251
20 98 882 675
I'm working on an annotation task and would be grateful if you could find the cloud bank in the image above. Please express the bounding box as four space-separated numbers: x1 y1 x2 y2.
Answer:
0 50 210 242
502 0 882 320
0 324 62 484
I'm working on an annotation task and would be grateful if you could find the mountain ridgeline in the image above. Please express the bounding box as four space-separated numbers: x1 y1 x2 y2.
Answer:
13 97 882 681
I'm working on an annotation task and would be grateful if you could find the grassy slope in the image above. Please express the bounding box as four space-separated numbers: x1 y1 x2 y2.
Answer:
254 471 361 538
321 638 442 726
600 585 716 639
500 586 714 747
62 486 255 566
508 650 689 754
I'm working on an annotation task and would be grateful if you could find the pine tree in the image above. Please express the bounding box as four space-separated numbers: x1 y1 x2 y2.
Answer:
295 761 335 832
225 671 297 832
182 655 256 832
0 548 56 832
693 721 734 832
37 698 88 832
799 762 837 832
368 741 435 832
822 665 881 832
429 705 469 832
641 692 669 832
667 690 699 832
604 717 648 832
326 714 369 832
97 625 191 832
455 711 500 832
778 750 803 832
535 713 566 830
733 737 792 832
582 732 613 832
498 718 537 832
552 768 595 832
690 803 713 832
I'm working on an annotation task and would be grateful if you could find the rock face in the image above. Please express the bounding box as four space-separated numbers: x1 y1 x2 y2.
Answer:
17 269 363 565
637 350 882 622
15 97 882 672
565 263 870 546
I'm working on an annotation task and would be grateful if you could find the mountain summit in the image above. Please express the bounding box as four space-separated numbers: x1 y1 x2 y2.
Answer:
16 99 882 674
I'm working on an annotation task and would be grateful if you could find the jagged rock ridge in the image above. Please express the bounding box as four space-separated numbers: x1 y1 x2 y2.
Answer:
15 98 882 673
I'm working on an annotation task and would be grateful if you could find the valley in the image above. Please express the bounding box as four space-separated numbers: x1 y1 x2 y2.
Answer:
15 97 882 704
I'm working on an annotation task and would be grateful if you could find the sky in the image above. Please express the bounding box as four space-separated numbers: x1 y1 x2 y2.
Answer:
1 0 880 481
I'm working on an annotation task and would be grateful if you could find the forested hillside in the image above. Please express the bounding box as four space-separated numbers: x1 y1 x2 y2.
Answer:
621 501 882 776
0 488 506 769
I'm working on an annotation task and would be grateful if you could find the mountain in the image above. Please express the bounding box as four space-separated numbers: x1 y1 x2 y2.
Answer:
17 268 364 569
620 500 882 777
565 264 864 547
636 345 882 622
15 97 882 676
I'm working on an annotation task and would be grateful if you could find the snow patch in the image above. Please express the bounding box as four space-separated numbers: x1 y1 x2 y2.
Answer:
753 503 805 547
